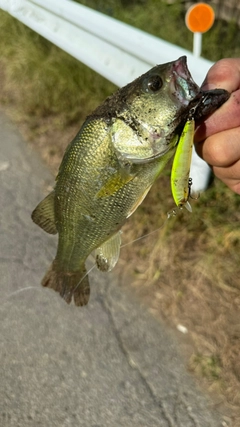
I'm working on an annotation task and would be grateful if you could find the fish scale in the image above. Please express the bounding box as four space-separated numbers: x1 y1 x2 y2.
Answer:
55 117 170 268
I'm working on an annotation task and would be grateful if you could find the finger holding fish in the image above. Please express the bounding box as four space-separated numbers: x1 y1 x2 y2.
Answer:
194 58 240 194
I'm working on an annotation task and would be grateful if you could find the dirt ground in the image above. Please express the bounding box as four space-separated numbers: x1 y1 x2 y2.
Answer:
1 96 240 427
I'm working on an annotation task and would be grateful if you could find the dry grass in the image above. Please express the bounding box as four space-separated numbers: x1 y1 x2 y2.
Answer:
1 6 240 426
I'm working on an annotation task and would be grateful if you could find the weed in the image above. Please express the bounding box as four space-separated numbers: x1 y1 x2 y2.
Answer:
189 353 222 381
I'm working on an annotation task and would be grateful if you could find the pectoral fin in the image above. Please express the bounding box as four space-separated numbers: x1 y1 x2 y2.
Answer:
126 185 152 218
31 191 57 234
95 231 121 272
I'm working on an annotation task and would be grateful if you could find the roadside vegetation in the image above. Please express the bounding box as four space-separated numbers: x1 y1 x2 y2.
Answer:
0 1 240 425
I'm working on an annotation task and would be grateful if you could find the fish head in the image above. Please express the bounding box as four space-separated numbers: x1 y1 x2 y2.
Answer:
128 55 199 113
109 56 201 162
91 57 229 163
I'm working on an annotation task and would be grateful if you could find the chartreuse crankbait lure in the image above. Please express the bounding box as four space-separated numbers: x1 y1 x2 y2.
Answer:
171 117 195 212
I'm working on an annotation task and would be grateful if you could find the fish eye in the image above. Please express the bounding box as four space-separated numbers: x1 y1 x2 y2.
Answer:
146 75 163 93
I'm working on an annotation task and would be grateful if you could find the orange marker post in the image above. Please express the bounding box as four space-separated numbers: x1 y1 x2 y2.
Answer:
185 3 215 57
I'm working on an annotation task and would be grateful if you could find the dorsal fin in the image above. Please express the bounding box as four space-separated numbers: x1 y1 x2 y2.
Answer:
31 191 57 234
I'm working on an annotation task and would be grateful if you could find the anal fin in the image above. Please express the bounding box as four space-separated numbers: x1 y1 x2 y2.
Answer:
95 231 121 272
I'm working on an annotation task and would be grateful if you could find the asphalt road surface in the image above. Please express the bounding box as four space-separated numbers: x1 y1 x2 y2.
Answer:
0 113 224 426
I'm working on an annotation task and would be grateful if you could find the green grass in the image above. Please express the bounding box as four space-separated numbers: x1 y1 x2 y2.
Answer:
190 353 222 381
0 10 116 126
76 0 240 60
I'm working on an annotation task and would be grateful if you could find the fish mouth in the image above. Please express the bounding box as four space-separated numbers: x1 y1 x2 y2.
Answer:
171 57 230 120
170 56 199 105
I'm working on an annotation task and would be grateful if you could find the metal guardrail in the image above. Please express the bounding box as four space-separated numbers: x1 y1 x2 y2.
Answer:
0 0 212 191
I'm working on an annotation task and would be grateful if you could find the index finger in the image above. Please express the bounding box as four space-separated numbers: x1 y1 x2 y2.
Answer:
201 58 240 93
195 58 240 142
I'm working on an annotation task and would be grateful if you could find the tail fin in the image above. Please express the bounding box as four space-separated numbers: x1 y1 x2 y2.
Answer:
42 261 90 306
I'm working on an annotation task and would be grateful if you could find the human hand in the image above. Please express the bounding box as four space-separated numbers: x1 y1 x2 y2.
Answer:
194 58 240 194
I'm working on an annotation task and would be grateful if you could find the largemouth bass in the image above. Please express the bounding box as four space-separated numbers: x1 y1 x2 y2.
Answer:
32 56 229 306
